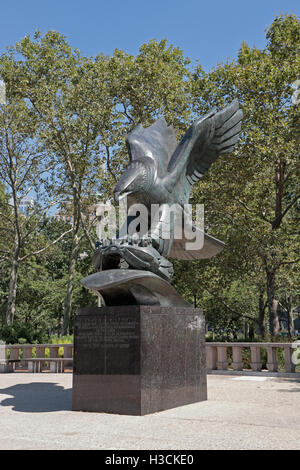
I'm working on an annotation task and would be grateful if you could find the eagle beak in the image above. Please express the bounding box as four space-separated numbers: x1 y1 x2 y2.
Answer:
114 163 140 202
114 191 120 202
114 191 132 203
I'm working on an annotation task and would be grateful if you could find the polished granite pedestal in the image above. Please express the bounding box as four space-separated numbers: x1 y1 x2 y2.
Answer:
72 306 207 415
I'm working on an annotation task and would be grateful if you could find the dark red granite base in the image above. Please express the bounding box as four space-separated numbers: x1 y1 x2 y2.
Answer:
72 306 207 415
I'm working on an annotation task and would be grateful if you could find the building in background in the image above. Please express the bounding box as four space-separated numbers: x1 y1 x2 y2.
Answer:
53 204 98 225
9 196 34 216
53 212 74 224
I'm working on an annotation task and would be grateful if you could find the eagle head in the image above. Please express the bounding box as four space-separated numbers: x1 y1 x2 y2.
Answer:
114 157 156 203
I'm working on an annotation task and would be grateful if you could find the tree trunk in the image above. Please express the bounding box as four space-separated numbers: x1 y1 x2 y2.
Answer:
271 299 280 338
244 322 249 340
258 288 266 339
62 230 80 336
5 239 19 326
286 294 295 339
5 181 21 327
266 268 280 339
249 323 255 340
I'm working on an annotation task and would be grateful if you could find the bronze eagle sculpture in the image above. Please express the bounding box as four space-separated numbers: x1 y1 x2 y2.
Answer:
113 98 243 260
86 100 243 306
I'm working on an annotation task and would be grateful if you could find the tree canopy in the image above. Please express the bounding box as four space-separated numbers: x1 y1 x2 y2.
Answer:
0 14 299 341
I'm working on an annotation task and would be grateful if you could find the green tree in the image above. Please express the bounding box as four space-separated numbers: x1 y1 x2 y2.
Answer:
1 34 192 334
94 39 192 185
1 31 116 333
190 14 300 339
0 84 72 325
13 218 95 336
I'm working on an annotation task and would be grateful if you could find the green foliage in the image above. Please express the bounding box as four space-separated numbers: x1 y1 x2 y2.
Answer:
12 218 96 335
0 323 48 344
0 15 299 340
50 335 73 344
187 13 300 339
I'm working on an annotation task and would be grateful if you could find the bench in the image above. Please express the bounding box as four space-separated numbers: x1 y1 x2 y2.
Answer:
27 358 73 373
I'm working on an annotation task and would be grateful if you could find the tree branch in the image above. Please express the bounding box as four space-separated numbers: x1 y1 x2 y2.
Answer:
19 227 73 262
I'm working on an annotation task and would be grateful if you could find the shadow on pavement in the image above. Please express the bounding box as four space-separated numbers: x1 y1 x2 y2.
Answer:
277 387 300 393
276 378 300 393
0 382 72 412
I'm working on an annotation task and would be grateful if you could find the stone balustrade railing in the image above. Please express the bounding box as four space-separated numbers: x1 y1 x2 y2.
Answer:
1 342 299 374
0 343 73 373
206 342 299 374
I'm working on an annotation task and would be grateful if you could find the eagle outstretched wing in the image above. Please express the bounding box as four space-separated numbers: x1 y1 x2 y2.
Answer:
167 100 243 261
167 99 243 185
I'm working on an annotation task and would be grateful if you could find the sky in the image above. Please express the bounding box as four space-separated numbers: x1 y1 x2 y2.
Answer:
0 0 299 71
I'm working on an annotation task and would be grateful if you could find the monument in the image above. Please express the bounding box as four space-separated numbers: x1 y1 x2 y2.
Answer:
72 100 243 415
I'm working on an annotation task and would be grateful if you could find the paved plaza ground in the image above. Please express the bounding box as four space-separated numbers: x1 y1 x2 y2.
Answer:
0 373 299 450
